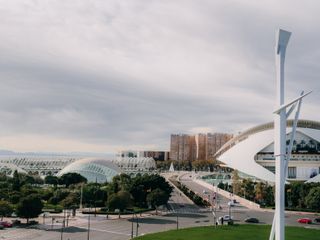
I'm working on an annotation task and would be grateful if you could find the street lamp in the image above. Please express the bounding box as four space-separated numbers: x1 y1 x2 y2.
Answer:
87 208 91 240
60 219 65 240
136 213 139 237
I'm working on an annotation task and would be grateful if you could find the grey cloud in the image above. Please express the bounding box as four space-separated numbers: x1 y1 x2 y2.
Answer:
0 0 319 152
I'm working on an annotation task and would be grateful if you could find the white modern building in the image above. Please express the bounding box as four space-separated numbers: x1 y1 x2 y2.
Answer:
57 158 121 183
216 119 320 183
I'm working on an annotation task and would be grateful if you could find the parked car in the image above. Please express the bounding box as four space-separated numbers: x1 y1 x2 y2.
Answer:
297 218 312 224
244 217 259 223
0 221 13 228
314 217 320 223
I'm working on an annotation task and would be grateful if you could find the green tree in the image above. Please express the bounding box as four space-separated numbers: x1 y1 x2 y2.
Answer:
16 194 43 223
107 191 132 217
254 182 266 204
146 188 169 214
305 186 320 211
0 200 13 220
241 179 255 201
231 170 241 195
59 173 87 187
60 192 79 209
45 175 59 186
11 170 21 191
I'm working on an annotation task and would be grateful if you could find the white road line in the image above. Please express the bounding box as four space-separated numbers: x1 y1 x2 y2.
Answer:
82 227 131 236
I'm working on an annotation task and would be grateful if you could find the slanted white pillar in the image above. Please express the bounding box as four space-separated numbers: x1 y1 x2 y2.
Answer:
274 29 291 240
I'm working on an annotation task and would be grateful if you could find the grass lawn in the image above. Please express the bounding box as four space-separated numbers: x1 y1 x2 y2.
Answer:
134 224 320 240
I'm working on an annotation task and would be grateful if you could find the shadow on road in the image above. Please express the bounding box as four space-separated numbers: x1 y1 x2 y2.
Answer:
127 218 176 224
165 213 208 219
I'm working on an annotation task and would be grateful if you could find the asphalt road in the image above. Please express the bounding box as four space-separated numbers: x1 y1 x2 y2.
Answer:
178 172 320 228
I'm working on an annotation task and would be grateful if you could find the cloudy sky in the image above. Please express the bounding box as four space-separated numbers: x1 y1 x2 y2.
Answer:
0 0 319 153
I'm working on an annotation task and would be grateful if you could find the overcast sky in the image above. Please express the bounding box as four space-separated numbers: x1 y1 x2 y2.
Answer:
0 0 319 153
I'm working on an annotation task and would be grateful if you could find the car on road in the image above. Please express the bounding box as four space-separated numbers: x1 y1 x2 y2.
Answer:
314 217 320 223
0 225 4 230
244 217 259 223
228 201 235 207
219 215 233 222
203 190 209 194
0 221 13 228
297 218 312 224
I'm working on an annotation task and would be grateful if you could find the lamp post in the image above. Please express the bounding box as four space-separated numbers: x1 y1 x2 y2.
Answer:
87 209 91 240
60 219 65 240
131 212 134 239
136 213 139 237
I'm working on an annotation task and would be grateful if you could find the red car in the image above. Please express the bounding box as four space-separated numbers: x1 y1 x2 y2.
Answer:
297 218 312 224
0 221 13 228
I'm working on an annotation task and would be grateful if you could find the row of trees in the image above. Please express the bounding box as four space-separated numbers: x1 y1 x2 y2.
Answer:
156 159 228 172
0 171 173 222
220 170 320 211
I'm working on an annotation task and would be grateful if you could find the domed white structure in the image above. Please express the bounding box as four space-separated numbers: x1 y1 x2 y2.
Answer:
216 120 320 183
57 158 121 183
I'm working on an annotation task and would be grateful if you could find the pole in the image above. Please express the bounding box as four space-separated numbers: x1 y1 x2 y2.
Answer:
60 220 64 240
274 29 291 240
136 213 139 237
131 213 134 239
87 213 91 240
80 184 83 210
176 212 179 230
94 177 97 217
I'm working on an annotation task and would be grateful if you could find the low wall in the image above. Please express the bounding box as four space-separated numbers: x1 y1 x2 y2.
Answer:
194 179 261 210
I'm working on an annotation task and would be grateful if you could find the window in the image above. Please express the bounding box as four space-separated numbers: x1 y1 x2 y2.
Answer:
288 167 296 179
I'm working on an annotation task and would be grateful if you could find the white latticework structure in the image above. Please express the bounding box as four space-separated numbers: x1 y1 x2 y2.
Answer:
112 157 156 173
57 158 121 183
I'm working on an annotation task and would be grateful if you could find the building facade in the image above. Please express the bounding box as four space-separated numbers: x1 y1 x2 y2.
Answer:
170 132 232 161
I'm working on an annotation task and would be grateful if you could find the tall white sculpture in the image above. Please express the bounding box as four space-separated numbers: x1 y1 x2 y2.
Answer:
271 29 312 240
274 28 291 240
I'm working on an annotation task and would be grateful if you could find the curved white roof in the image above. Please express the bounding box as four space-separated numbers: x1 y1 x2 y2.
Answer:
217 120 320 182
57 158 121 183
0 163 27 176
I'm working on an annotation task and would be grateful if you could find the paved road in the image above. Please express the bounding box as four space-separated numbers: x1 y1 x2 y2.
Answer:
178 172 320 228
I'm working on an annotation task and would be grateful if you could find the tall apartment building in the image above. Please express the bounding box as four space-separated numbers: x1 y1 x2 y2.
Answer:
170 133 232 161
170 134 196 161
195 133 207 160
206 133 233 160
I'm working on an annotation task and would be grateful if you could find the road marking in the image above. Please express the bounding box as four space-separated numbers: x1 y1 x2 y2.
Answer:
84 227 131 236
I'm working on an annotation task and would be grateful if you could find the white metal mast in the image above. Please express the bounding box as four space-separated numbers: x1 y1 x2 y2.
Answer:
271 29 312 240
274 28 291 240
